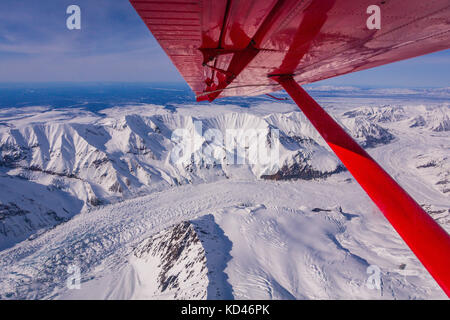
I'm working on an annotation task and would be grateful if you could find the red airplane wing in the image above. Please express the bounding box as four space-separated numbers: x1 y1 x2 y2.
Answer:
130 0 450 101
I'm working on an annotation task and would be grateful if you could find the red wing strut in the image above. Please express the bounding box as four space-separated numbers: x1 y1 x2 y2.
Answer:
273 75 450 296
130 0 450 295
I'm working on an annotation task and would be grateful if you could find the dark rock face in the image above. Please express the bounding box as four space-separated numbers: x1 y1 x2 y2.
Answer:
0 144 29 167
261 163 346 181
0 203 29 222
264 135 346 181
361 129 395 148
108 181 123 193
134 221 206 297
417 162 437 169
409 116 426 128
432 119 450 132
132 215 233 299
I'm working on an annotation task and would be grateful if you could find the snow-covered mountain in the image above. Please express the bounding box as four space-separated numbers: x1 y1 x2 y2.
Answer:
0 103 402 248
409 107 450 132
0 101 448 300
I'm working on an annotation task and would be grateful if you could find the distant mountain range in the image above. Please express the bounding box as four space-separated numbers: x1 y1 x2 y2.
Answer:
0 101 448 250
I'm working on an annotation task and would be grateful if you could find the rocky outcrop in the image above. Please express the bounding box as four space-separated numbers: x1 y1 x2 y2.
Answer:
132 215 233 299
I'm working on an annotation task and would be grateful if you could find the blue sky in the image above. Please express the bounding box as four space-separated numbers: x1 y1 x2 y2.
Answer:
0 0 449 87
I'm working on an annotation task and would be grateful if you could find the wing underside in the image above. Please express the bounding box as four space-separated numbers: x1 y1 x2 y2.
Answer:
130 0 450 100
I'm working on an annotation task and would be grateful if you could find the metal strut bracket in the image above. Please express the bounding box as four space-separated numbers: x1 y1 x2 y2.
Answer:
202 62 235 79
273 75 450 297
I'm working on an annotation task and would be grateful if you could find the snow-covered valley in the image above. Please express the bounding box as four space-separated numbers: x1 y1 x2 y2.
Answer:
0 99 448 299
